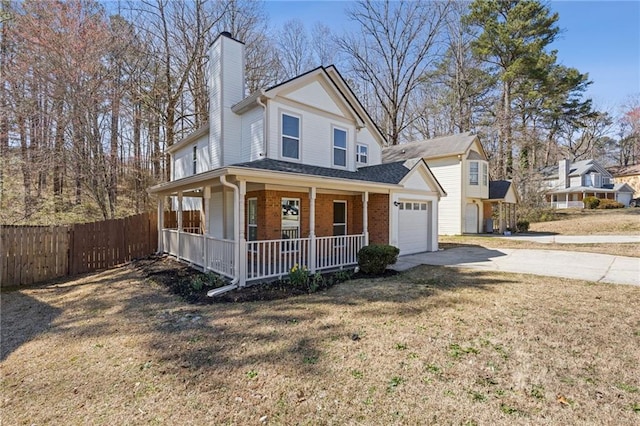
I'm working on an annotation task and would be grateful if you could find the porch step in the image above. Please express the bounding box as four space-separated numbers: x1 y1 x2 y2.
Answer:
207 284 239 297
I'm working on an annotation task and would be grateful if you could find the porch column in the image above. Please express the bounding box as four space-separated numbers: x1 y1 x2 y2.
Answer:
309 187 317 273
202 186 211 270
362 191 369 246
177 191 183 259
499 201 504 234
238 180 247 287
157 197 164 253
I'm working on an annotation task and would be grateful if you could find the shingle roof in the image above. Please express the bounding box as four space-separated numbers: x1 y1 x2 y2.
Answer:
382 132 478 162
540 159 600 179
488 180 512 200
231 158 413 184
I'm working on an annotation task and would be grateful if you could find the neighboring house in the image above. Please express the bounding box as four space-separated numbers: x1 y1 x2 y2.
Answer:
148 32 445 291
383 132 509 235
541 159 635 208
608 164 640 197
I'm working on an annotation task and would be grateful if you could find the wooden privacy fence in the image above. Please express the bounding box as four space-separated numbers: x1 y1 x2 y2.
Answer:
1 212 158 288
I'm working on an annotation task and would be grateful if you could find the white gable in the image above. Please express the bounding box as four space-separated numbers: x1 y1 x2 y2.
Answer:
402 167 435 192
284 80 344 116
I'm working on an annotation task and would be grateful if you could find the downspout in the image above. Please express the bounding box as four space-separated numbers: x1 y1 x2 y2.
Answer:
208 175 240 295
256 90 267 158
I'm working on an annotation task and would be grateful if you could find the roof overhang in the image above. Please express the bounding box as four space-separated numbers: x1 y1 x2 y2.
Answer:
166 124 210 154
148 166 402 196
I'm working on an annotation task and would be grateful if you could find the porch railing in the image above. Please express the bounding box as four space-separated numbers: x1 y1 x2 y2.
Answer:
161 230 365 284
315 234 364 270
206 236 235 278
247 237 311 281
551 201 583 209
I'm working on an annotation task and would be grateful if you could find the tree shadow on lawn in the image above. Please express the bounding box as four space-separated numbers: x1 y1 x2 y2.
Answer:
129 262 514 376
1 290 62 361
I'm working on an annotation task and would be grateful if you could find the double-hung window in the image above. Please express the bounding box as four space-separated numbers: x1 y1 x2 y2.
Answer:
192 146 197 175
356 144 368 165
482 163 488 186
333 127 347 167
469 161 479 186
282 114 300 160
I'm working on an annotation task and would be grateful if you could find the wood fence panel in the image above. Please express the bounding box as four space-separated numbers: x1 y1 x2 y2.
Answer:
1 225 70 287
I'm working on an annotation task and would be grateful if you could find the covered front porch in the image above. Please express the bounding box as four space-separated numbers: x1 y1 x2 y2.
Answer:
154 172 391 287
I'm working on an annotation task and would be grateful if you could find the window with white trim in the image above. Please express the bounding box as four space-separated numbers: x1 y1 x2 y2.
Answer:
482 162 488 186
192 146 197 175
247 198 257 242
333 127 347 167
281 198 300 239
469 161 479 185
282 114 300 160
356 144 368 164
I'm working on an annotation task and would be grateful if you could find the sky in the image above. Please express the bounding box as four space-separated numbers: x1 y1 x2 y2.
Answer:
263 0 640 113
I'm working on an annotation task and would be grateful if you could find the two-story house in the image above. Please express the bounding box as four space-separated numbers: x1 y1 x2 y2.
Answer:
541 159 635 208
148 32 445 292
383 132 504 235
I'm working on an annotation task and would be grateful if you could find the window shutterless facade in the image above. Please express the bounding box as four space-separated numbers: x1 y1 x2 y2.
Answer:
469 161 479 185
333 127 347 167
482 163 488 186
281 113 300 160
356 143 368 165
192 146 197 175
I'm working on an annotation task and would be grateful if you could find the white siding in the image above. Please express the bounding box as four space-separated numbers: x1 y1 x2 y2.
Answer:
267 99 358 171
357 127 382 166
172 133 210 180
428 157 462 235
286 81 343 116
209 34 245 168
240 106 264 162
209 192 224 239
570 176 582 187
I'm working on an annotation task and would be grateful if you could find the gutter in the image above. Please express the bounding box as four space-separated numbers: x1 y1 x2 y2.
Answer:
209 175 240 291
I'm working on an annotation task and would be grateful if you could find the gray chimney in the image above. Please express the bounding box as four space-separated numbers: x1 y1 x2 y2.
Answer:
209 32 245 168
558 159 570 188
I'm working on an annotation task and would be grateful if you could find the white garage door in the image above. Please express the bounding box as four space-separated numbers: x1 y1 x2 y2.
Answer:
398 201 429 255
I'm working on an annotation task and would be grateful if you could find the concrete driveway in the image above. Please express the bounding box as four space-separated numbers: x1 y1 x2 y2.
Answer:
496 234 640 245
394 245 640 286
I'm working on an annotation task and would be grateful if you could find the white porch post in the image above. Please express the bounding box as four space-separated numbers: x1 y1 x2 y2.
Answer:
362 191 369 246
499 201 505 234
238 180 247 287
202 186 211 270
157 197 164 253
177 191 183 259
309 187 317 273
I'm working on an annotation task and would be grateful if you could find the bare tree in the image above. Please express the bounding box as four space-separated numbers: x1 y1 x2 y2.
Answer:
337 0 450 145
276 19 313 79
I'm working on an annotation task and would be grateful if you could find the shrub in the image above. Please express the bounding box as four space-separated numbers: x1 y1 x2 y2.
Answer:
583 196 600 209
516 220 529 233
597 199 624 209
288 263 309 288
357 244 400 275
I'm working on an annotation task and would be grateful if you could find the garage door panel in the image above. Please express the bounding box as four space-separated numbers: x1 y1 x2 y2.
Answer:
398 201 429 255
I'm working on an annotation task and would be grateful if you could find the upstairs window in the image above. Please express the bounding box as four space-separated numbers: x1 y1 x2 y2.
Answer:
469 161 479 185
333 127 347 167
192 146 197 175
482 163 488 186
356 144 368 165
282 114 300 160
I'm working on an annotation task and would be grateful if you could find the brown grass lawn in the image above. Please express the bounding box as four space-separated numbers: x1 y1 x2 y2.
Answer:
2 263 639 425
442 209 640 258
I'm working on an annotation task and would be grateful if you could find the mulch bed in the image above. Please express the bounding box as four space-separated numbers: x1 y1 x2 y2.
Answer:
131 254 397 304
